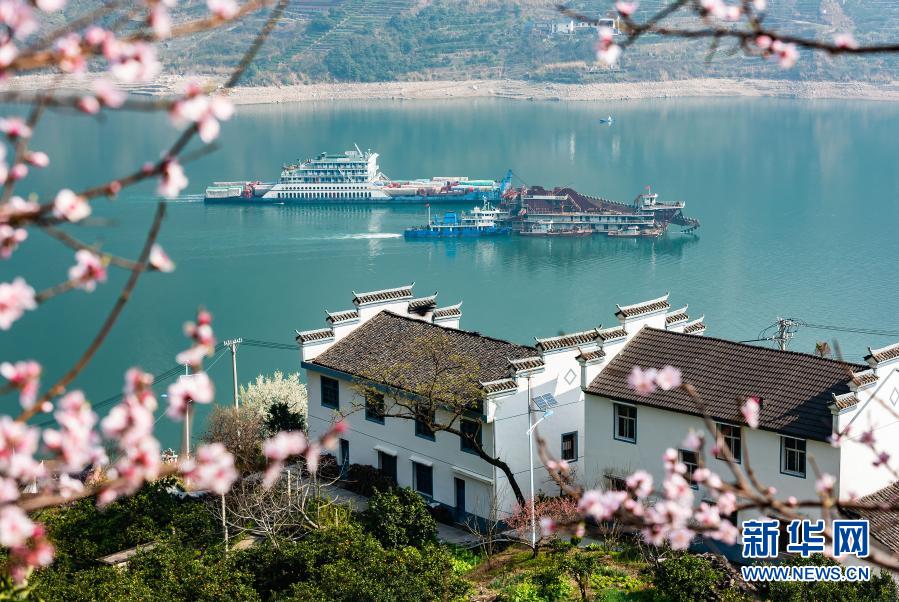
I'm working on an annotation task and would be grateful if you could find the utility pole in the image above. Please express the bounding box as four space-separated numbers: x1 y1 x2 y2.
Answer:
221 494 229 553
180 364 192 459
224 338 242 409
774 318 798 351
526 376 536 551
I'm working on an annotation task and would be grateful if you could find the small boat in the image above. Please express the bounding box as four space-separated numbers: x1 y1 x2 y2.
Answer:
404 200 512 238
599 115 614 125
520 220 593 237
607 226 641 237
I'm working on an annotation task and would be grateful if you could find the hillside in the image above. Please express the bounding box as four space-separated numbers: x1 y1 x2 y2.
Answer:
51 0 899 84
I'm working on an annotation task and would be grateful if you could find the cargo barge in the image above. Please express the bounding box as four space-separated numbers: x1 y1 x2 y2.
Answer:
204 146 510 204
404 202 512 238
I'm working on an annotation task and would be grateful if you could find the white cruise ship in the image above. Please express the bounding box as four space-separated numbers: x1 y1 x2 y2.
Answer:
204 147 506 205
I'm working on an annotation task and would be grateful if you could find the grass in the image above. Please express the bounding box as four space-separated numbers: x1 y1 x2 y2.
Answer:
458 540 658 601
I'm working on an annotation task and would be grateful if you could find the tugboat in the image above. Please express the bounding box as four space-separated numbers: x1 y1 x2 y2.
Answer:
404 200 512 238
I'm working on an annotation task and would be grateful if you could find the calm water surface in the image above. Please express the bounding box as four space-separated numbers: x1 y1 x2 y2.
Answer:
2 98 897 447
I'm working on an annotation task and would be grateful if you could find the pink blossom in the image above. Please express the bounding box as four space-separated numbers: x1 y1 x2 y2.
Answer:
596 43 621 67
170 88 234 144
0 360 41 408
158 158 188 198
181 443 237 495
8 163 26 180
94 79 126 108
68 250 107 292
715 491 737 515
57 474 84 499
0 277 36 330
815 473 835 495
0 41 18 68
42 390 106 472
0 117 31 139
25 151 48 168
668 528 694 550
55 33 85 73
755 35 773 50
7 523 54 582
834 33 858 50
0 416 43 481
655 365 682 391
741 396 760 429
0 224 27 258
873 451 891 467
752 0 766 10
101 436 161 504
0 477 19 504
615 1 637 17
263 430 308 461
711 519 739 545
577 489 626 521
149 243 175 272
694 502 720 527
787 496 798 507
860 428 875 445
0 1 37 40
626 469 653 498
149 4 172 38
109 41 161 83
208 0 239 19
76 95 101 114
0 196 39 223
165 372 214 420
539 516 555 536
681 429 702 451
662 473 693 504
36 0 66 11
53 189 91 222
692 467 710 484
85 26 112 48
771 40 799 68
0 505 35 548
627 366 657 395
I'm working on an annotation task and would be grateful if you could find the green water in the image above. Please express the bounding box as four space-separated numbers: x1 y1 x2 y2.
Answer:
2 98 898 447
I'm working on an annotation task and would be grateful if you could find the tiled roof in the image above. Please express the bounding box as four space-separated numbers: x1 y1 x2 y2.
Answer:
586 328 865 441
408 294 438 314
865 342 899 364
597 326 628 341
536 328 600 352
307 312 535 400
482 379 518 395
433 304 462 319
666 307 689 325
615 294 671 319
509 356 545 372
577 348 606 363
352 284 414 306
326 310 359 324
830 392 859 411
296 328 334 344
851 370 878 387
683 319 706 335
845 481 899 555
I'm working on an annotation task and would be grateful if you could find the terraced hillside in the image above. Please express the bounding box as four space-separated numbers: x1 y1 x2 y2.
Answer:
50 0 899 83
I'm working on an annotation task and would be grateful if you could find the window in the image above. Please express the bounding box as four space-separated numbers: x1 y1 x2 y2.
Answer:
561 432 578 462
378 451 397 483
781 436 807 477
679 449 698 488
414 403 436 440
320 376 339 410
606 475 626 491
460 419 481 453
413 462 433 497
614 403 637 443
365 391 385 424
716 423 742 463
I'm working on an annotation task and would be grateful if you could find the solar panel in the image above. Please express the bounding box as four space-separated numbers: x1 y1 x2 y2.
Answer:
532 393 558 411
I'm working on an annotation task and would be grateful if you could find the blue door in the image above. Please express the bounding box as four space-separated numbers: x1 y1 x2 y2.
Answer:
339 439 349 478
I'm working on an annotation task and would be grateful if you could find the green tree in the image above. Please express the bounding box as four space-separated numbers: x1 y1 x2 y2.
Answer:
361 488 438 549
265 400 306 435
759 554 898 601
240 371 308 431
558 550 600 601
653 553 729 602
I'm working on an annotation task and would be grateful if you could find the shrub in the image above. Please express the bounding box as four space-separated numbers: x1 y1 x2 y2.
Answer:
343 463 396 497
653 553 727 602
531 565 573 601
362 488 438 549
265 400 306 435
758 554 898 601
497 581 543 602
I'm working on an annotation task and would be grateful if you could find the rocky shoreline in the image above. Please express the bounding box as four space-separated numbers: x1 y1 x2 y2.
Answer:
5 75 898 104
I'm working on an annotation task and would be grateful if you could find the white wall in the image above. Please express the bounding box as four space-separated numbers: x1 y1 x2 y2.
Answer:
836 365 899 499
584 394 841 523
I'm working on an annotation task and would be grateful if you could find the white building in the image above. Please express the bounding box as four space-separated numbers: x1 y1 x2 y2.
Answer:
299 285 704 522
582 309 899 558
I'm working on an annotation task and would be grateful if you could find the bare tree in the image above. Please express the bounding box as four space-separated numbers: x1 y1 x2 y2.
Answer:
352 330 527 505
203 406 266 474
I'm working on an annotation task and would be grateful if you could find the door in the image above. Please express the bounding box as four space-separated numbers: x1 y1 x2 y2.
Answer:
339 439 350 478
454 477 466 520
